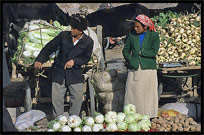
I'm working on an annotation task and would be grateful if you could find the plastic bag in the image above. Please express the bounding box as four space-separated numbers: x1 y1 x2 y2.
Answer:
15 110 46 130
161 102 201 121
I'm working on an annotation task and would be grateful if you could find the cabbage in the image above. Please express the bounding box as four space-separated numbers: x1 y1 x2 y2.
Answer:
53 21 62 29
23 50 32 57
104 111 117 124
92 124 104 132
128 122 138 132
47 120 61 131
141 114 150 121
137 119 151 131
124 104 136 115
28 24 40 31
33 50 40 58
41 39 51 46
82 125 92 132
117 121 128 131
124 113 136 124
100 128 107 132
94 112 104 124
47 128 54 132
134 113 142 122
73 127 82 132
67 115 82 128
53 21 71 31
24 42 42 51
83 117 95 127
29 31 52 40
60 125 72 132
47 30 61 37
28 31 54 45
56 115 68 125
117 112 126 123
105 123 118 132
61 25 71 31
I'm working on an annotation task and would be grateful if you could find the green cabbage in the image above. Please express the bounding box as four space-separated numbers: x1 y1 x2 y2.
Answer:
24 42 42 51
94 112 104 124
47 120 61 131
73 127 82 132
13 20 69 66
105 123 118 132
137 119 151 131
83 117 95 127
128 122 138 132
23 50 32 58
124 113 136 124
117 112 126 123
117 121 128 131
28 31 54 45
134 113 142 122
124 104 136 115
104 111 117 124
53 21 71 31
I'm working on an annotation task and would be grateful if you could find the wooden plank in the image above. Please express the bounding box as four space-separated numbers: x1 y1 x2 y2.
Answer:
159 66 201 72
42 62 53 68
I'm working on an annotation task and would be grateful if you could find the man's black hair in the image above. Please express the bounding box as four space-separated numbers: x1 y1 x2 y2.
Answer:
70 15 89 31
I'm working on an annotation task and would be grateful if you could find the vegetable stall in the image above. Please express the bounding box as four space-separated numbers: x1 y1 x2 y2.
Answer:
151 11 201 99
18 104 201 132
12 5 201 132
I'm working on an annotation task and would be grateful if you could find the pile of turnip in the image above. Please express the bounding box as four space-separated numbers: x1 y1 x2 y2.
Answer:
152 11 201 66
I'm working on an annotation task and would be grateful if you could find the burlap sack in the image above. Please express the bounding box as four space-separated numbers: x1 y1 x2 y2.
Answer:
97 89 125 113
94 79 125 93
93 69 118 84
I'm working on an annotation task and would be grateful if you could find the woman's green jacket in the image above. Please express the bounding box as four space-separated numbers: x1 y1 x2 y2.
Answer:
122 29 160 70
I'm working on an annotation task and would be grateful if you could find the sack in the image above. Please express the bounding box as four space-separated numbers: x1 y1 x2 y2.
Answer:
97 89 125 113
93 70 125 92
93 70 118 83
94 79 125 92
15 110 46 130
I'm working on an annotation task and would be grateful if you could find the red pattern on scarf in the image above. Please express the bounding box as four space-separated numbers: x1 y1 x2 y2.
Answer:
136 14 156 32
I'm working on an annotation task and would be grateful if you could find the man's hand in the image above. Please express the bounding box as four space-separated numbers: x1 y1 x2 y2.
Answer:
34 61 43 69
64 59 74 69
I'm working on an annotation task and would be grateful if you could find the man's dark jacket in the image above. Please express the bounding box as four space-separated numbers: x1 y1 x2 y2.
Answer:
35 31 93 85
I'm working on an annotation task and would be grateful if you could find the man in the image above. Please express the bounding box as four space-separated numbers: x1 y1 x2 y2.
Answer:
34 15 93 118
3 45 17 132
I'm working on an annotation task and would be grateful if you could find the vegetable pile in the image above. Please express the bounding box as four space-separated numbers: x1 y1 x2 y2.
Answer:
46 104 153 132
151 11 201 66
151 113 201 132
12 20 71 66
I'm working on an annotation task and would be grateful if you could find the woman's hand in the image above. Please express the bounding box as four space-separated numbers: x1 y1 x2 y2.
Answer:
64 59 74 69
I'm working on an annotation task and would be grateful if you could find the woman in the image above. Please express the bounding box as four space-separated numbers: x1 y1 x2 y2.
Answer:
122 14 160 118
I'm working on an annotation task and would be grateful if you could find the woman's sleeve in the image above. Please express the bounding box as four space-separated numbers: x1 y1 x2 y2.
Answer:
122 33 132 63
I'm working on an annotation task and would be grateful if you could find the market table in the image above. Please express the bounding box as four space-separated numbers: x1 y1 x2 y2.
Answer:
157 66 201 98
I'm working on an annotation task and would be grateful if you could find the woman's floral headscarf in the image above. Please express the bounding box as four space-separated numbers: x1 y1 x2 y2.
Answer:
135 14 156 32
